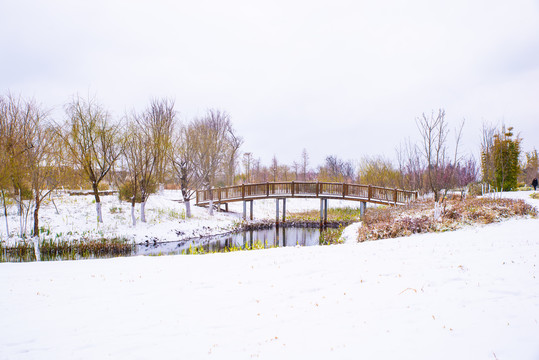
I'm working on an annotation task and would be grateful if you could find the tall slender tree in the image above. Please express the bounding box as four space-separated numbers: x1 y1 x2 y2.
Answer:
301 148 309 181
492 125 521 191
62 95 123 223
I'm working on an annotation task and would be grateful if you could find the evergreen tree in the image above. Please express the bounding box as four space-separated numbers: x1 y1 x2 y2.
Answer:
491 126 521 191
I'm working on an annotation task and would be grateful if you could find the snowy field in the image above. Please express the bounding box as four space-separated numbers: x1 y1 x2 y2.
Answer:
1 192 538 359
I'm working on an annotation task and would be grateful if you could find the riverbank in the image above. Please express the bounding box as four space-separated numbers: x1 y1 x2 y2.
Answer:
0 190 363 246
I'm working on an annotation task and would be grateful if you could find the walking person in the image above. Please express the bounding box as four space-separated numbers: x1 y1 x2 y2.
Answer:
533 177 538 191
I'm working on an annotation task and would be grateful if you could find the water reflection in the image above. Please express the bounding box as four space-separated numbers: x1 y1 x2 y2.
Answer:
137 227 321 256
1 227 324 262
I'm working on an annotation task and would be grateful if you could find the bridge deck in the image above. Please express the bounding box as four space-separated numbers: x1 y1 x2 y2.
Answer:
195 181 417 207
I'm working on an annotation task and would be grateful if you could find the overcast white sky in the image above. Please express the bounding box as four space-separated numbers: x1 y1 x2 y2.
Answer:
2 0 539 167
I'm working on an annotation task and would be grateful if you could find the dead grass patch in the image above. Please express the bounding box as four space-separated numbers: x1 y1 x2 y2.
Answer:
358 197 537 242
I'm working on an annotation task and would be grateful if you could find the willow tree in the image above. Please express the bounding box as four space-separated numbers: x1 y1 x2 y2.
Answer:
358 156 401 188
121 100 174 224
26 108 61 236
0 96 10 235
62 95 123 223
170 122 199 218
0 95 61 237
146 98 175 189
121 121 154 225
0 95 37 237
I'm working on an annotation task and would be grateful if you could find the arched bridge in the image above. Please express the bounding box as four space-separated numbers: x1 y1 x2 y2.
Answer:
196 181 418 225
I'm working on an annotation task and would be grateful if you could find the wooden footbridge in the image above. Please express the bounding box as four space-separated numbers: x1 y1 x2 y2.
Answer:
196 181 417 225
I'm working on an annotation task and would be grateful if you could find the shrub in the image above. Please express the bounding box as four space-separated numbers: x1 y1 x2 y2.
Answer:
118 181 157 203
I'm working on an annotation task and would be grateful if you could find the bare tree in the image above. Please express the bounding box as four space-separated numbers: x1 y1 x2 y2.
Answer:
301 148 309 181
416 109 464 201
292 161 299 180
279 164 291 181
242 152 253 183
396 138 424 191
27 111 61 237
121 120 157 225
170 121 200 218
225 126 243 185
62 95 123 223
121 100 174 224
252 158 263 182
319 155 355 182
480 121 496 187
520 149 538 185
191 109 232 215
270 155 278 182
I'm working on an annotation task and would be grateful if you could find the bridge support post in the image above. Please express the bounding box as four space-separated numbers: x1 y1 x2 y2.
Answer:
360 201 367 220
320 199 324 227
320 198 328 227
282 198 286 223
243 200 247 220
276 198 280 227
250 200 254 221
324 199 328 226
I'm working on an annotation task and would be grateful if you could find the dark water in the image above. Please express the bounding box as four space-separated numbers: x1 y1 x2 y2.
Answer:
138 226 321 256
1 227 323 262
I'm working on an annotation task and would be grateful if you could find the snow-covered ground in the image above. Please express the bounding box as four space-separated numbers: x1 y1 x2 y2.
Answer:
1 192 538 359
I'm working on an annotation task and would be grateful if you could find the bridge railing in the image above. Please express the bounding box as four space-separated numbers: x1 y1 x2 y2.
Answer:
196 181 418 206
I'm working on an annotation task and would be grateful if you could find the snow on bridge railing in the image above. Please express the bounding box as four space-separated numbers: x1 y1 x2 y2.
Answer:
195 181 418 206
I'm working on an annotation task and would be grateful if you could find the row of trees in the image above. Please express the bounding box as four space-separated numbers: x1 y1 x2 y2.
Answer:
0 95 61 238
242 109 535 201
0 94 244 236
243 109 476 201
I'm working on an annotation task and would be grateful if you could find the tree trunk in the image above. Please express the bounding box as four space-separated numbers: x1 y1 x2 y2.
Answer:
92 182 103 223
131 196 136 226
181 187 192 218
95 202 103 224
19 188 24 237
208 186 214 216
141 199 147 223
33 198 40 238
33 237 40 262
184 199 191 219
1 190 9 236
